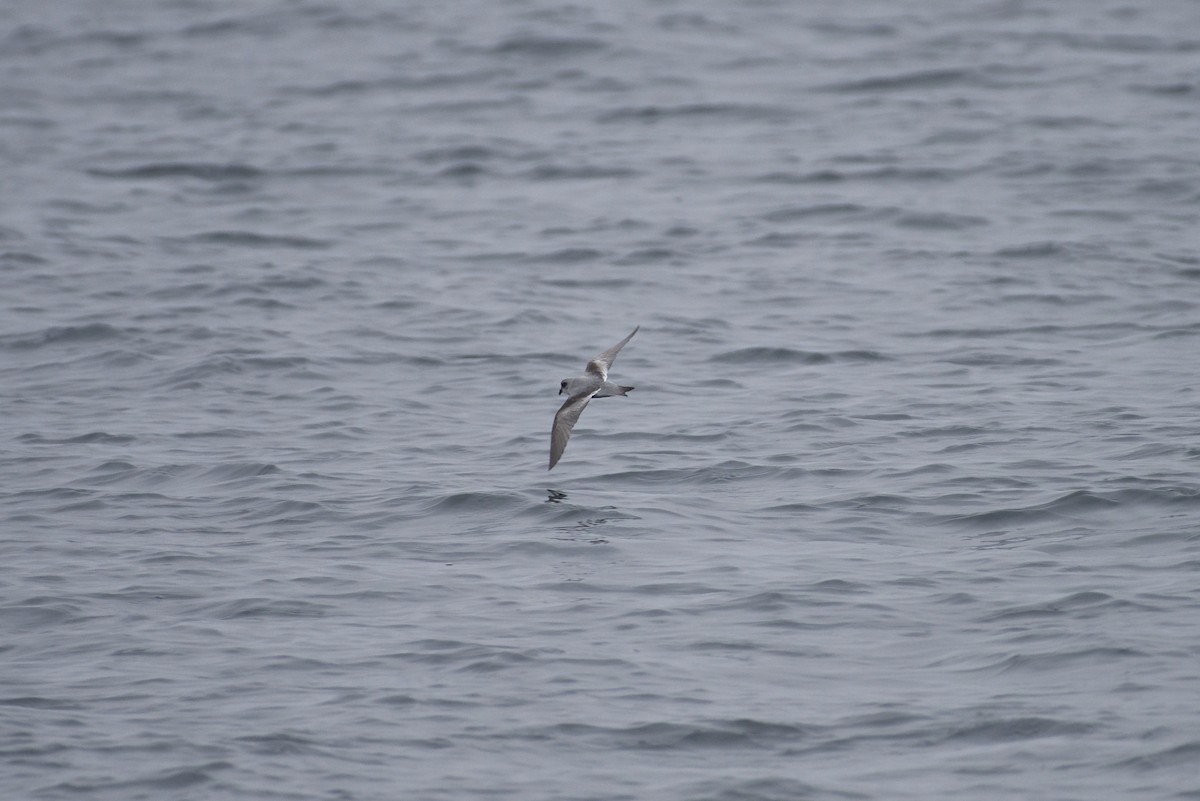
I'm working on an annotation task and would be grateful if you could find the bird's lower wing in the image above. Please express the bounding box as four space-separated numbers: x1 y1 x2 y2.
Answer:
549 391 594 469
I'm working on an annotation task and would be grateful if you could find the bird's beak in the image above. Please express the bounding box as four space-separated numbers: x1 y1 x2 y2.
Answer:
558 387 564 395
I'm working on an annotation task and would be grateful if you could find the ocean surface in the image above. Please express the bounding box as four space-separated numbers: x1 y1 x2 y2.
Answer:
3 1 1200 799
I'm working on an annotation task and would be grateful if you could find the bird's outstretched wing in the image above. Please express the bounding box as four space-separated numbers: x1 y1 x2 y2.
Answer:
549 391 596 470
585 325 639 380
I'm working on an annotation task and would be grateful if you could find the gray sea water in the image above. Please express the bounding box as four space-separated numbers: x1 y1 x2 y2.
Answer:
3 1 1200 799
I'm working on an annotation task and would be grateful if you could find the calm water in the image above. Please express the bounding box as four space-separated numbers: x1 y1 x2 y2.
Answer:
3 1 1200 799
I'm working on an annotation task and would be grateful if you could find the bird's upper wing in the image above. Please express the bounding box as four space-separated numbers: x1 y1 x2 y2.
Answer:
549 391 596 470
584 325 639 380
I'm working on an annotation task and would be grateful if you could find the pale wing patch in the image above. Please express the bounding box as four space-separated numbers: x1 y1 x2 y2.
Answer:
584 358 608 380
584 326 639 380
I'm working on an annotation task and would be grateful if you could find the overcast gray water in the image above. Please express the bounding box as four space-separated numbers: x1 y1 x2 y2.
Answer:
3 1 1200 799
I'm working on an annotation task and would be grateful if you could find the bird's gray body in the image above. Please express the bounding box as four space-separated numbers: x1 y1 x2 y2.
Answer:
560 376 630 399
549 326 639 470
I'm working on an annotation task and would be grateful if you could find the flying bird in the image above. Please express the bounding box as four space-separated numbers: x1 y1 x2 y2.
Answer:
549 326 639 470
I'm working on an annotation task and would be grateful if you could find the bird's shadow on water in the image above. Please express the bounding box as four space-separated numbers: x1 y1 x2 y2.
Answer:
543 487 639 544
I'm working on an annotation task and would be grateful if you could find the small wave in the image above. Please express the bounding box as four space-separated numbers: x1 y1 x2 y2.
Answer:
0 694 84 709
948 490 1116 527
678 777 838 801
184 231 332 249
762 202 878 222
894 211 989 230
258 275 326 291
240 355 312 370
899 426 985 439
597 102 791 124
88 162 263 181
0 603 84 630
516 718 812 750
820 68 971 92
916 322 1137 339
981 591 1143 622
53 492 105 512
416 144 506 164
421 492 531 515
46 762 232 794
1050 208 1131 222
595 462 783 488
200 598 332 619
941 716 1094 743
808 20 898 37
172 427 255 439
524 247 606 264
951 487 1200 531
755 166 957 184
993 241 1072 258
614 247 679 265
542 277 634 289
942 350 1063 367
491 35 607 57
89 459 137 473
436 163 488 179
0 250 47 265
161 351 317 385
92 348 154 367
0 322 128 349
993 647 1147 673
388 640 543 671
20 431 134 445
286 70 501 97
523 164 639 180
1130 82 1196 98
762 501 819 514
712 346 829 364
1047 32 1189 55
234 732 322 755
77 461 280 490
710 347 887 364
201 462 281 482
809 578 870 595
1113 740 1200 771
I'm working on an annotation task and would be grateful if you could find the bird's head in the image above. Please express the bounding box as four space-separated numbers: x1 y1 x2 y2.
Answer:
559 379 569 395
